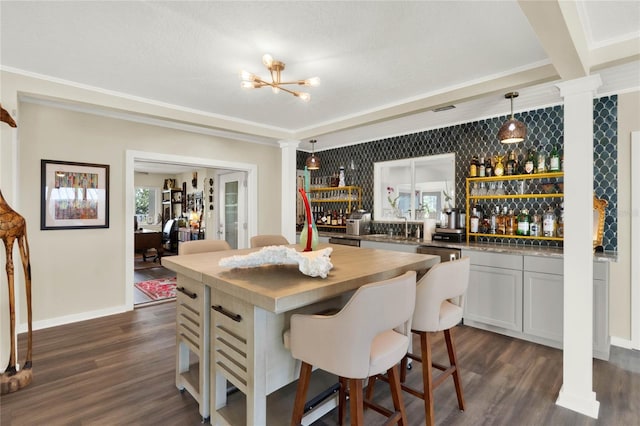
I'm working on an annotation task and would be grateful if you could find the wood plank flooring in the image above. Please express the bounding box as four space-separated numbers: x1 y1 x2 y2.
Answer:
2 302 638 425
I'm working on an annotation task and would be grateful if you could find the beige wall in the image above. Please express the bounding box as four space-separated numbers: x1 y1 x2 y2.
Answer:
609 90 640 341
0 71 282 369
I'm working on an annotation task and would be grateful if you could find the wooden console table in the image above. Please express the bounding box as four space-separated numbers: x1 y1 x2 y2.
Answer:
162 244 439 425
134 229 163 261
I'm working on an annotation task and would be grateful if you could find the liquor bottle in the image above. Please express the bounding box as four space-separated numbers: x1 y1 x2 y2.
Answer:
524 149 535 174
505 209 516 235
469 208 480 233
325 210 332 226
469 155 479 177
549 145 560 171
556 203 564 238
543 206 556 237
337 209 343 226
490 206 498 234
485 157 493 177
537 151 546 173
331 210 338 226
529 212 541 237
497 206 507 235
479 155 486 177
506 151 516 176
516 209 530 236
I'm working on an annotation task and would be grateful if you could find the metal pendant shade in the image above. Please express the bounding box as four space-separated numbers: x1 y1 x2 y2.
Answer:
498 92 526 144
306 139 320 170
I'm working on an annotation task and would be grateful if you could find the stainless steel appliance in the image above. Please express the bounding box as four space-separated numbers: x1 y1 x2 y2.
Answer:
328 236 360 247
346 210 371 236
417 245 461 262
432 227 465 242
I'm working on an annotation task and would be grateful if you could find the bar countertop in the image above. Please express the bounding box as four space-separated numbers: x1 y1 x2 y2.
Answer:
318 232 617 262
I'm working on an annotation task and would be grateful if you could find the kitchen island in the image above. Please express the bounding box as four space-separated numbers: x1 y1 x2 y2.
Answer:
162 243 439 425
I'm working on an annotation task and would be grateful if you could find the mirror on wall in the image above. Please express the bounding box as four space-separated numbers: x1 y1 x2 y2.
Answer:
373 153 455 222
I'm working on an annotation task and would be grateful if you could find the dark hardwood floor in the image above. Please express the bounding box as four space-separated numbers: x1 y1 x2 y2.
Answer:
2 302 638 425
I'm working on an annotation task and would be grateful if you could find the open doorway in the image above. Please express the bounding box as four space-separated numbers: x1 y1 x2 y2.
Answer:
125 150 258 310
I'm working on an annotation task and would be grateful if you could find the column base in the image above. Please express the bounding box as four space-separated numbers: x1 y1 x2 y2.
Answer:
556 385 600 419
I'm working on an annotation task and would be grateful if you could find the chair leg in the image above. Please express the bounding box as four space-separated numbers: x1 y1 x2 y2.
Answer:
339 376 348 426
388 365 407 426
419 331 436 426
364 374 377 401
400 355 408 383
349 378 365 426
291 361 313 426
444 328 465 411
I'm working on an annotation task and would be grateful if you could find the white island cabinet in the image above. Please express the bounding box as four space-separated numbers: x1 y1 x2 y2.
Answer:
461 249 610 360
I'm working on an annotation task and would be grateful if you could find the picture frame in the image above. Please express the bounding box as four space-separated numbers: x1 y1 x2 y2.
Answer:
41 159 110 230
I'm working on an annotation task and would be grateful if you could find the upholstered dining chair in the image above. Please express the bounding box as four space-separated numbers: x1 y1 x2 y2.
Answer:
250 234 289 248
287 271 417 426
178 239 231 255
369 257 470 426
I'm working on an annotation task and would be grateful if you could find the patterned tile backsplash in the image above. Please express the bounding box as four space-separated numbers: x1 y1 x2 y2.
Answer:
297 95 617 251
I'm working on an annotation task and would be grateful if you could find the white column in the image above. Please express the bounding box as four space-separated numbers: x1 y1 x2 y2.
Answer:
279 140 300 244
555 74 602 418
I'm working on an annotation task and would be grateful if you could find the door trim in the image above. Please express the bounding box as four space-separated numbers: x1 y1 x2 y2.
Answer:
125 150 257 310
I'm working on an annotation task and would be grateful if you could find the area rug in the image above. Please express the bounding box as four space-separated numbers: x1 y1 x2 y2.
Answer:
134 277 177 301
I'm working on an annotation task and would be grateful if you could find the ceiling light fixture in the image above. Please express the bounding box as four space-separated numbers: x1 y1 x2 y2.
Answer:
306 139 320 170
498 92 526 144
240 54 320 102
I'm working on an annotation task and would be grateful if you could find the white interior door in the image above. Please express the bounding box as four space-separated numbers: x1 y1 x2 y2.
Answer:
218 171 247 249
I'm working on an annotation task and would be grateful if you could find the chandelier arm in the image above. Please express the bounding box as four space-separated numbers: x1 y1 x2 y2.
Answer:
274 85 299 96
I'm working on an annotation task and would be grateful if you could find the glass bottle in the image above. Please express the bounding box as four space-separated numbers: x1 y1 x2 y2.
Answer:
469 155 479 177
506 151 516 176
516 209 530 236
537 151 546 173
490 206 498 234
549 145 560 171
497 206 507 235
543 206 556 237
479 155 486 177
556 203 564 238
529 212 541 237
505 209 516 235
485 157 493 177
524 149 535 174
470 208 480 233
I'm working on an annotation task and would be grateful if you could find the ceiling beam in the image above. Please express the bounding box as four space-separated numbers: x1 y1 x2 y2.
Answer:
518 0 589 80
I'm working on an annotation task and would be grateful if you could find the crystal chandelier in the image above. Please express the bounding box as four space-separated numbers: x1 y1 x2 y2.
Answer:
240 54 320 102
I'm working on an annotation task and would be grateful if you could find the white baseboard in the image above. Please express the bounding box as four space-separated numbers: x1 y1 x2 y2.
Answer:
16 304 130 334
610 336 634 349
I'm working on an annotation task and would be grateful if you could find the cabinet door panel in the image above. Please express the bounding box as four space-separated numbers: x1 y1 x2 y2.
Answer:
464 265 522 331
523 271 563 341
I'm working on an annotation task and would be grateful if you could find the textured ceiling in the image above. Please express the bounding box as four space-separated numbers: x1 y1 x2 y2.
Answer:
1 1 639 153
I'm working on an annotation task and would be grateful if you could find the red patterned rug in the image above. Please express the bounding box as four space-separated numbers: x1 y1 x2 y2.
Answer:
134 277 177 301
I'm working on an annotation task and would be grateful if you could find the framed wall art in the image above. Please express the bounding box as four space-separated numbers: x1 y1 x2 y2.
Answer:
41 159 110 230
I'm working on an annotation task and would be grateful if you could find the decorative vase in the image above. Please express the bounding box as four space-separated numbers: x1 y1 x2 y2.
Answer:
298 188 318 251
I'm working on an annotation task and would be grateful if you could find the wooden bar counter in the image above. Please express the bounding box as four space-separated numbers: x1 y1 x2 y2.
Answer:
162 243 439 425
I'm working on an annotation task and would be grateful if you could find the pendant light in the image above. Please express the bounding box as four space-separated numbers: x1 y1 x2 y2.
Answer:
498 92 526 144
306 139 320 170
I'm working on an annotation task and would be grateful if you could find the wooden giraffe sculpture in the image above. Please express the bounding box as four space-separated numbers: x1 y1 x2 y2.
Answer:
1 104 33 394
